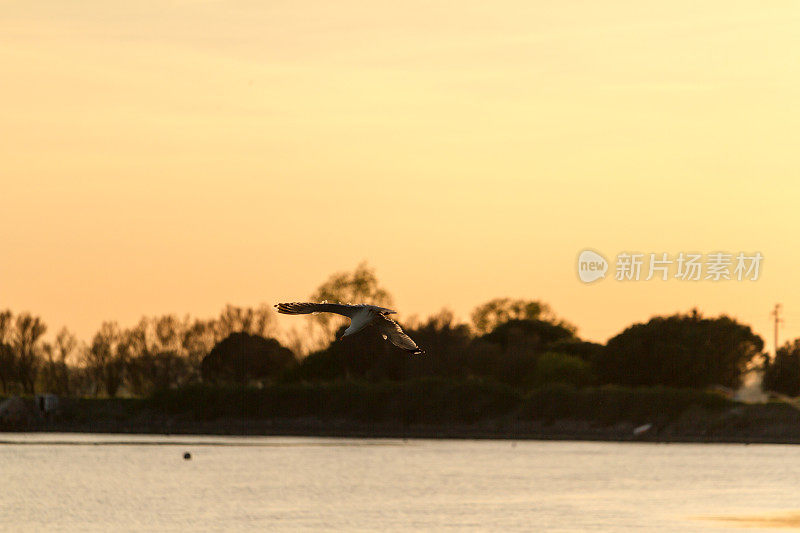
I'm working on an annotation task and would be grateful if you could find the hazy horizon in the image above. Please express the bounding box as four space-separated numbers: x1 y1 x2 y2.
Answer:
3 1 800 350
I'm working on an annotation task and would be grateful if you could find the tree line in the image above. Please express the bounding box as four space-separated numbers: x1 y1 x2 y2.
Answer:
0 304 277 397
0 263 794 398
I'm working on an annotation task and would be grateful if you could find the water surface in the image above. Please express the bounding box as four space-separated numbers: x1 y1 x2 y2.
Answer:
1 434 798 532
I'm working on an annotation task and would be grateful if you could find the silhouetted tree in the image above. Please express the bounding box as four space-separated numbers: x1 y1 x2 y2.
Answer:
201 333 295 385
85 322 125 397
153 315 182 353
763 340 800 396
293 310 591 389
117 321 148 395
529 352 594 388
214 304 276 341
127 351 190 394
119 318 194 394
182 318 216 372
546 339 604 362
599 311 764 389
405 309 472 379
477 319 576 353
42 328 77 395
0 310 15 393
471 298 575 335
293 323 408 382
0 343 13 394
13 313 46 394
463 318 586 388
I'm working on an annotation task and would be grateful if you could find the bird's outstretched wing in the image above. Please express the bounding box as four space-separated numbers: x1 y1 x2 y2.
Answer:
374 314 425 355
274 302 361 318
362 304 397 315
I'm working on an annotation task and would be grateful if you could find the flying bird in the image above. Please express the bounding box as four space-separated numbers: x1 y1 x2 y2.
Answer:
274 302 425 355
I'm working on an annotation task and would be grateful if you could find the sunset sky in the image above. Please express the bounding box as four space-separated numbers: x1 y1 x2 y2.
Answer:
3 1 800 350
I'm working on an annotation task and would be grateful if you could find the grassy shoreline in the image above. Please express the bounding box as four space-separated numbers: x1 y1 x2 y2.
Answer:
6 379 800 444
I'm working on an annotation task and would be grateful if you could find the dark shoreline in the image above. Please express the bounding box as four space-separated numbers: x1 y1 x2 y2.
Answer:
6 382 800 445
18 411 800 445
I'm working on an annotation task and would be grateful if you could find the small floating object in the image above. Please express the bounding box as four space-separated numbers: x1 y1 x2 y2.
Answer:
633 423 653 436
183 452 192 460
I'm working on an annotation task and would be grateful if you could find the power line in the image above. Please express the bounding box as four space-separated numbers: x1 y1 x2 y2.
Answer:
771 303 784 356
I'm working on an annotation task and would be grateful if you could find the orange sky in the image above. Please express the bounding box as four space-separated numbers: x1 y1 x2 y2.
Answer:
2 1 800 350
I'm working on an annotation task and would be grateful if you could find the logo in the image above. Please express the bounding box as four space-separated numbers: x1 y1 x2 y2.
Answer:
577 250 608 283
576 249 762 283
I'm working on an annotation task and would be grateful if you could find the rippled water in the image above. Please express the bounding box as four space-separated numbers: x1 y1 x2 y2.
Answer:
2 434 800 532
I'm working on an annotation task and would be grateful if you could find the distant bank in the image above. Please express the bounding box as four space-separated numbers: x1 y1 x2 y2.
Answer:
4 380 800 444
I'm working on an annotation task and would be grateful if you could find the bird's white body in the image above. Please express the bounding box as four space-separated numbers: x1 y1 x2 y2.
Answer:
344 307 378 337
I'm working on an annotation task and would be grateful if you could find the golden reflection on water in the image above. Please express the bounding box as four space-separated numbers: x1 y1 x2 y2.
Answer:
700 512 800 529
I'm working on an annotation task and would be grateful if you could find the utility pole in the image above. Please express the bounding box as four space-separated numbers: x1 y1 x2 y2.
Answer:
771 303 783 357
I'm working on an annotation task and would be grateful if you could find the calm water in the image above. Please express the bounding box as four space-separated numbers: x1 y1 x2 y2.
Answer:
1 434 800 532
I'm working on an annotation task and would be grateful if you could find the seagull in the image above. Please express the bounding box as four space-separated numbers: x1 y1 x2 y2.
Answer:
274 302 425 355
